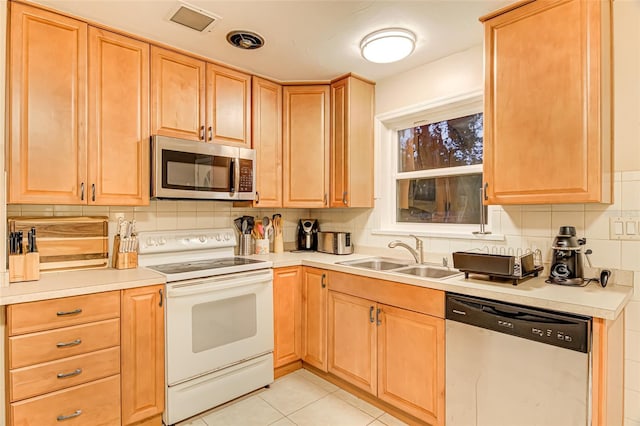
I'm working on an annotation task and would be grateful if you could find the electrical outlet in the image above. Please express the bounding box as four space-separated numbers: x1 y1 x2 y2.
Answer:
609 217 640 240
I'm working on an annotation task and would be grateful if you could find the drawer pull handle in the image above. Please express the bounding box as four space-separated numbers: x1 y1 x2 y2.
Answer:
56 308 82 316
57 368 82 379
57 410 82 421
56 339 82 348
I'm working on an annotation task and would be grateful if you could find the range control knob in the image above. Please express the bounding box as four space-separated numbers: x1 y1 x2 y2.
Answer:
159 237 167 245
198 235 207 243
223 233 231 241
146 238 157 247
215 234 222 241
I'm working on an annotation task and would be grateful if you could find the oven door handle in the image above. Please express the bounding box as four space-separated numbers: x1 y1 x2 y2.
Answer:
167 276 271 298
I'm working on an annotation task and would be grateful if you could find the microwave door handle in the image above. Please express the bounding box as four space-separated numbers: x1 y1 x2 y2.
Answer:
229 158 236 194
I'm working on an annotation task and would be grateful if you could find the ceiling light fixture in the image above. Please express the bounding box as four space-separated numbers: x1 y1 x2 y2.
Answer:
360 28 416 64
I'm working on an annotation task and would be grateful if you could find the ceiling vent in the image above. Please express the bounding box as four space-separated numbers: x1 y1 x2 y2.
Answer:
227 31 265 50
168 2 221 33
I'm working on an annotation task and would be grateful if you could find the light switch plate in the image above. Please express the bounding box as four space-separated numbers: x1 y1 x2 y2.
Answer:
610 217 640 240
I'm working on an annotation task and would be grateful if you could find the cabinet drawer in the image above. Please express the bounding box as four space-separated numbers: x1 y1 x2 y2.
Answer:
10 346 120 402
8 291 120 336
10 374 120 426
9 318 120 369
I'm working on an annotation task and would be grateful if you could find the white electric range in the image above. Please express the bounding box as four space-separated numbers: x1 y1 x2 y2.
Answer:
138 228 274 426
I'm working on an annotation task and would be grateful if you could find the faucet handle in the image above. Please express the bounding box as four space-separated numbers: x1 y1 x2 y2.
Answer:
408 234 423 248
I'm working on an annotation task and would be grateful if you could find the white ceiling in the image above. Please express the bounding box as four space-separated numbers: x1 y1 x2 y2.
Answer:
30 0 515 82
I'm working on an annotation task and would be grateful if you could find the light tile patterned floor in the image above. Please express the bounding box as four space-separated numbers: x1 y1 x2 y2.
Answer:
177 369 409 426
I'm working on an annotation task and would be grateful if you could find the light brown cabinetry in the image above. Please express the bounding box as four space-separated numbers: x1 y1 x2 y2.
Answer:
301 267 328 371
150 46 206 142
206 63 251 146
7 3 150 205
88 27 150 206
481 0 612 204
253 77 283 207
273 267 302 368
5 286 165 426
121 285 165 425
6 291 122 425
283 85 330 208
151 47 251 146
330 75 375 208
327 271 445 425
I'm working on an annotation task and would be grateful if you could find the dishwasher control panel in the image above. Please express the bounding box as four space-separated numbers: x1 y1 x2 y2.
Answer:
446 293 591 353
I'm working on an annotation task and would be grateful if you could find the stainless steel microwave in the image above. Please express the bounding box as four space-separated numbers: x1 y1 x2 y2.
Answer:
151 135 256 201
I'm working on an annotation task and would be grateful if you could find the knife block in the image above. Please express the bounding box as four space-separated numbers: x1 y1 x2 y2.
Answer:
9 252 40 283
112 235 138 269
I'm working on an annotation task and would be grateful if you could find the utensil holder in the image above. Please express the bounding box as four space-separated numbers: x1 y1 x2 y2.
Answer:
239 234 253 256
255 238 269 255
9 252 40 283
273 234 284 253
112 235 138 269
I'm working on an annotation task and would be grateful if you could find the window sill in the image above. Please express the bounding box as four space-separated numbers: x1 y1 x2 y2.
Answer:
371 228 506 241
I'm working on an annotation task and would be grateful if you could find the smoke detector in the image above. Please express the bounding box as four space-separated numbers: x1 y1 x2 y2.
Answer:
226 31 265 50
167 2 221 33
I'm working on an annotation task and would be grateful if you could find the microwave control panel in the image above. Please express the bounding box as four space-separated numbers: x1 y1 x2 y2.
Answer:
238 159 253 192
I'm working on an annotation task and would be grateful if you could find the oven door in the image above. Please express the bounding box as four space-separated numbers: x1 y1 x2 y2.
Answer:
165 269 273 386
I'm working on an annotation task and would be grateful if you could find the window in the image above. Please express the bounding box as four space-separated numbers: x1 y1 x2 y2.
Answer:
376 92 495 237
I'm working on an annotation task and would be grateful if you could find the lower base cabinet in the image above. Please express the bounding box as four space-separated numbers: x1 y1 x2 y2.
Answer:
273 267 302 368
327 271 445 426
5 285 165 426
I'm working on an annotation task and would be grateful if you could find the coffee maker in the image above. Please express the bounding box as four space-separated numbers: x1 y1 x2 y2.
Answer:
297 219 319 251
549 226 586 285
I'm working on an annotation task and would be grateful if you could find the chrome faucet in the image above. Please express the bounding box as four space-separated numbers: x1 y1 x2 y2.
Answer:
388 235 423 264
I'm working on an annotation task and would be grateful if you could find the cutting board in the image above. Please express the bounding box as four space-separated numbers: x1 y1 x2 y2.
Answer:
8 216 109 272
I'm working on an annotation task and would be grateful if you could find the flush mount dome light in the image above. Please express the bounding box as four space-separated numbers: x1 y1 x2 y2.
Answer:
227 30 265 50
360 28 416 63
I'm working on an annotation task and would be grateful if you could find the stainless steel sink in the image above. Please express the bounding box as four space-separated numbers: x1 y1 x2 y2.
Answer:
337 257 412 271
392 265 462 279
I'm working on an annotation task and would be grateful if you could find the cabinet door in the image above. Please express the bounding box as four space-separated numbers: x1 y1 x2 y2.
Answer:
377 304 445 425
253 77 283 207
206 63 251 146
330 76 374 208
88 28 149 206
8 3 87 204
327 291 376 395
151 46 206 141
121 285 165 425
301 267 328 371
273 267 302 368
482 0 612 204
283 85 330 208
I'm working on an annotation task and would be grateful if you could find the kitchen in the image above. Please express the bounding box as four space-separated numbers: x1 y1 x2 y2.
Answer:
0 0 639 425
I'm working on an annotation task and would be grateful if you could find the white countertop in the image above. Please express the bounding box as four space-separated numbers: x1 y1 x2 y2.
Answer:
0 267 166 305
0 251 632 320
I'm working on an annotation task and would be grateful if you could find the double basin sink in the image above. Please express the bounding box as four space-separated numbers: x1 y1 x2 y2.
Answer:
337 257 462 280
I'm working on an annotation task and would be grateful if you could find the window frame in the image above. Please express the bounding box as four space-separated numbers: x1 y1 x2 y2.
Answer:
374 90 502 240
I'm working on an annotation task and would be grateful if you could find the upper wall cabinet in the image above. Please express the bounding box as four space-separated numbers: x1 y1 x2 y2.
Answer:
150 46 206 142
8 3 149 205
252 77 283 207
283 85 330 208
150 47 251 146
481 0 612 204
330 75 375 208
206 63 252 147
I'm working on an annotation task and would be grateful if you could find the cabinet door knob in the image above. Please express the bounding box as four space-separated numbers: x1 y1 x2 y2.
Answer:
57 368 82 379
200 125 205 140
342 192 348 205
208 126 213 141
56 308 82 316
56 338 82 348
376 308 382 326
159 288 164 307
323 193 328 205
91 184 96 202
57 410 82 421
255 191 260 205
483 182 489 201
80 183 85 201
369 306 374 323
321 273 326 288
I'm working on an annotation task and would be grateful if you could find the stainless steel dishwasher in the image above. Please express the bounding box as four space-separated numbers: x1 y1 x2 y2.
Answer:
445 293 592 426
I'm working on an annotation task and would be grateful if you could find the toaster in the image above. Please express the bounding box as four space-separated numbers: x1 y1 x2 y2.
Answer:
317 232 354 255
